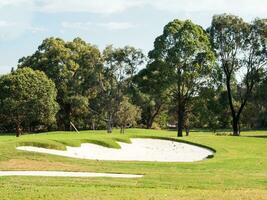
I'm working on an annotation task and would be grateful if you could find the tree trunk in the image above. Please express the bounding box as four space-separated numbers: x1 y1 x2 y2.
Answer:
16 123 22 137
146 104 162 129
225 74 241 136
64 104 71 131
232 116 240 136
107 122 112 133
92 121 95 130
107 114 112 133
120 126 125 134
177 107 185 137
185 127 190 136
146 118 153 129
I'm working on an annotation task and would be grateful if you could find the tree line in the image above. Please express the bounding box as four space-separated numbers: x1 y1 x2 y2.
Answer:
0 14 266 137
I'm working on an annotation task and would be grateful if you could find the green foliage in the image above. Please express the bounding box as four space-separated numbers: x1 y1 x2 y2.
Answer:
209 14 267 135
115 97 141 133
0 15 266 136
241 75 267 128
0 68 59 136
18 37 102 130
132 60 170 129
149 19 215 136
192 87 231 131
94 45 145 133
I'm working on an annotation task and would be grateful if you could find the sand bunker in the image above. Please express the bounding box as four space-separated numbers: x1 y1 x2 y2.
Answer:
0 171 143 178
17 138 214 162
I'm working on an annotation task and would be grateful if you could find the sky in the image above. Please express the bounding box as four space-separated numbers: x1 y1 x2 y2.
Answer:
0 0 266 74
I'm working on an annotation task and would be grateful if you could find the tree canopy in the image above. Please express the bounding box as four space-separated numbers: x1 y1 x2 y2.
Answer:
0 68 59 136
18 37 102 130
209 14 267 135
0 14 266 136
93 45 145 133
148 19 215 136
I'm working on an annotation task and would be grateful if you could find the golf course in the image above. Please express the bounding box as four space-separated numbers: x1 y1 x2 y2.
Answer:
0 129 266 200
1 1 267 199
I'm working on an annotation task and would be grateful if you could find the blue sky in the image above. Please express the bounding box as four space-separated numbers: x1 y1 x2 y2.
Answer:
0 0 266 74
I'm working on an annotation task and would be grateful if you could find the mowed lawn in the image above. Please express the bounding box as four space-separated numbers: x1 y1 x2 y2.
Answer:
0 129 266 200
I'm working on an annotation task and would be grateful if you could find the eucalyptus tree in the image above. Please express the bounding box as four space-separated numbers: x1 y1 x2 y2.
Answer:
116 96 141 134
96 45 145 133
0 68 59 137
132 60 170 129
149 19 215 137
209 14 267 135
18 37 102 130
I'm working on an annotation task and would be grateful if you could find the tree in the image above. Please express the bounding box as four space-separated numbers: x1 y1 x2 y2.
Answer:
115 97 141 133
18 37 102 131
241 74 267 128
209 14 267 136
0 68 59 137
149 19 215 137
132 60 170 129
192 87 231 131
95 45 145 133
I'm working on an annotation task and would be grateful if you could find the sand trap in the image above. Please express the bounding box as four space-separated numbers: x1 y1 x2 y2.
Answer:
0 171 143 178
17 138 214 162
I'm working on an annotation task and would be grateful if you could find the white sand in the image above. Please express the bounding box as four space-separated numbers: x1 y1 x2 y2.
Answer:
0 171 143 178
17 138 214 162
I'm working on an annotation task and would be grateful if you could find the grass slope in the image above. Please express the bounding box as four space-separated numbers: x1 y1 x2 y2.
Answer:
0 129 266 200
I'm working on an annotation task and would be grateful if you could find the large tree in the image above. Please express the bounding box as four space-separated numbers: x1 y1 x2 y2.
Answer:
93 45 144 133
0 68 59 137
18 37 102 130
209 14 267 135
149 19 215 137
132 60 170 129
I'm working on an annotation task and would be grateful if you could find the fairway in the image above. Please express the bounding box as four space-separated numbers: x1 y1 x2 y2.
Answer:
0 129 266 200
1 1 267 199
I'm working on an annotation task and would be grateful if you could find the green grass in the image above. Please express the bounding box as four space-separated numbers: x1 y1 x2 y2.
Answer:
0 129 267 200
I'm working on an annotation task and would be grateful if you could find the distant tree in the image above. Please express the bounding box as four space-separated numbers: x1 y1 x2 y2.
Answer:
18 37 102 131
96 45 145 133
115 97 141 133
192 87 231 131
149 19 215 137
132 60 170 129
242 75 267 128
0 68 59 137
209 14 267 135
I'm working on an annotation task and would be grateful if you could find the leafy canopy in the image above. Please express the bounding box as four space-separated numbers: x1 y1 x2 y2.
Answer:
0 68 59 133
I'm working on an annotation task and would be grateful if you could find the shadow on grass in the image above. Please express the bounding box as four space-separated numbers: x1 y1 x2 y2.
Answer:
246 135 267 139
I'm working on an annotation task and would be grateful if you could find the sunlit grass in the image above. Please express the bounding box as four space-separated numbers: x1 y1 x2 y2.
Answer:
0 128 266 200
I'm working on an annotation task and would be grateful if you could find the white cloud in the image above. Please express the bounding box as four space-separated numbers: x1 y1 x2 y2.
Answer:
0 20 16 27
98 22 135 30
62 21 135 31
36 0 143 14
26 26 46 33
0 0 29 7
1 0 266 15
149 0 267 14
0 20 45 40
62 21 92 30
